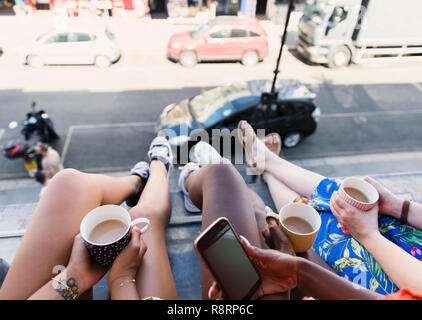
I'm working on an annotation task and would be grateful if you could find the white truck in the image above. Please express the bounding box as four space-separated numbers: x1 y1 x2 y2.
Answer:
296 0 422 67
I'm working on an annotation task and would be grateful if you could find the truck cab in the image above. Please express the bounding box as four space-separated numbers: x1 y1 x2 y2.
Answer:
297 0 362 68
297 0 422 68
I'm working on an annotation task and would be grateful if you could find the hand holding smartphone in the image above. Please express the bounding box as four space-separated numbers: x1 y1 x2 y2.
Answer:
194 217 261 300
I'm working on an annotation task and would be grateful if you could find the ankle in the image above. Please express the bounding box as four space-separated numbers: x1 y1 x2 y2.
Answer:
150 159 167 171
129 175 142 195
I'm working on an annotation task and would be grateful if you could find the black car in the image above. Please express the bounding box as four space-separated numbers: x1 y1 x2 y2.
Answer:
157 79 320 153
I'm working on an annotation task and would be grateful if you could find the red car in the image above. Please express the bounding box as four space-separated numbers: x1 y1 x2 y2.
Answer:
167 16 269 67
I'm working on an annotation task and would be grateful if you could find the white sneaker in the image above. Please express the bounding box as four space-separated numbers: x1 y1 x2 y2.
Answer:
178 162 201 214
148 136 173 170
130 161 149 180
189 141 222 167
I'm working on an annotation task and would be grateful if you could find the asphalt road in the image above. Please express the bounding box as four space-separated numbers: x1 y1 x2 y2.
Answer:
1 81 422 179
1 15 422 179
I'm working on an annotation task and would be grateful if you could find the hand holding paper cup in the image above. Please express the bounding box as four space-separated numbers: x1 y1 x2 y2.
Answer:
265 203 321 253
80 205 150 267
338 177 379 211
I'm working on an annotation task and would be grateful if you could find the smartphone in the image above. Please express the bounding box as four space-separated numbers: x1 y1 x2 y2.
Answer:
194 217 261 300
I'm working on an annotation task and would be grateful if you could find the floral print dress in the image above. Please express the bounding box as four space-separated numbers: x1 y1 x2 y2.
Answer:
294 178 422 295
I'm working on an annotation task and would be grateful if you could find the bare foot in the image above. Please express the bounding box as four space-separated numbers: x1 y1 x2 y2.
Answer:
237 120 272 174
263 133 282 156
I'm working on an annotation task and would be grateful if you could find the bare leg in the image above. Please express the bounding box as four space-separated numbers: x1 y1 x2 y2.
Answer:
263 172 300 212
129 160 178 300
264 153 324 198
185 160 288 300
0 169 142 300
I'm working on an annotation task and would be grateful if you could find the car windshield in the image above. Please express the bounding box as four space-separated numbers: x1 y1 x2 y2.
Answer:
190 22 213 38
190 83 251 126
160 99 192 127
304 2 331 25
36 32 48 42
105 29 115 40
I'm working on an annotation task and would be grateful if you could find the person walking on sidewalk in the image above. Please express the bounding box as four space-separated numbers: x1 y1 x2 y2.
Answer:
34 142 64 180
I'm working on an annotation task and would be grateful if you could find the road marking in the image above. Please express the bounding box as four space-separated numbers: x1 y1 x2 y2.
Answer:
413 83 422 93
286 146 422 161
60 122 156 164
60 126 74 164
321 109 422 119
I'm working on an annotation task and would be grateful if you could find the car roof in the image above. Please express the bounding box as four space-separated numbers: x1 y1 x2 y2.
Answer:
210 16 265 35
248 79 316 101
45 24 109 34
210 16 262 28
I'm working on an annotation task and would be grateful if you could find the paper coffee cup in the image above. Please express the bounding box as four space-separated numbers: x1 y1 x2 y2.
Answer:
80 205 150 266
338 178 379 211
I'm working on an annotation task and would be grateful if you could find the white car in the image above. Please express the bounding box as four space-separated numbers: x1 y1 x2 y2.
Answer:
18 27 121 68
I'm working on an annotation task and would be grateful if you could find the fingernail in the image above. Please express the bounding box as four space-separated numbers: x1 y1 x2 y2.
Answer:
239 235 251 246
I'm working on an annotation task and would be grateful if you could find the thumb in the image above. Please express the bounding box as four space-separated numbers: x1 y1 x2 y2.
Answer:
363 176 378 187
208 281 220 300
127 227 142 250
239 235 262 259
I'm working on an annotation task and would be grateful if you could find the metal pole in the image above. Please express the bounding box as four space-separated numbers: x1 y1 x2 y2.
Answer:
270 0 295 94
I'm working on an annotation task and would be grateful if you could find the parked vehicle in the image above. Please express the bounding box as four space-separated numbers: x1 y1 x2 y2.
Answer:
18 27 121 68
1 101 59 177
296 0 422 68
156 80 320 152
167 16 269 67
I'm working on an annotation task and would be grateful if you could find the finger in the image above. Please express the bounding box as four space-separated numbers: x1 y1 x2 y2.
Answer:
330 199 343 221
332 191 347 210
139 238 148 257
261 226 274 249
239 235 261 259
208 282 221 300
363 176 376 185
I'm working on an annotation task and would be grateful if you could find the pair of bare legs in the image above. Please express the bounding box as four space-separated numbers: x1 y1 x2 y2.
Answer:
0 160 177 300
184 158 292 300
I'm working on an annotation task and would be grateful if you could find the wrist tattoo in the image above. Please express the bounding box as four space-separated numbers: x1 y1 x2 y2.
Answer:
53 277 79 300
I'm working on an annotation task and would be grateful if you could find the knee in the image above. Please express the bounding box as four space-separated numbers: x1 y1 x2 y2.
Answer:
47 168 91 195
202 159 238 182
49 168 83 187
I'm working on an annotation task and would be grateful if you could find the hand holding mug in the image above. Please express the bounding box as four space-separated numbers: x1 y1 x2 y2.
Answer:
363 176 403 219
65 234 108 294
330 191 380 242
108 227 147 286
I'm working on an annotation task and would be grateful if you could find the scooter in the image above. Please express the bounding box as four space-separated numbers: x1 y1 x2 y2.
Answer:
1 101 59 177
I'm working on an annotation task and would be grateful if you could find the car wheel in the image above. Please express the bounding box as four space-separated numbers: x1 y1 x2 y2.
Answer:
283 132 302 148
241 50 259 66
27 55 44 68
95 55 111 68
179 51 197 68
327 46 351 68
